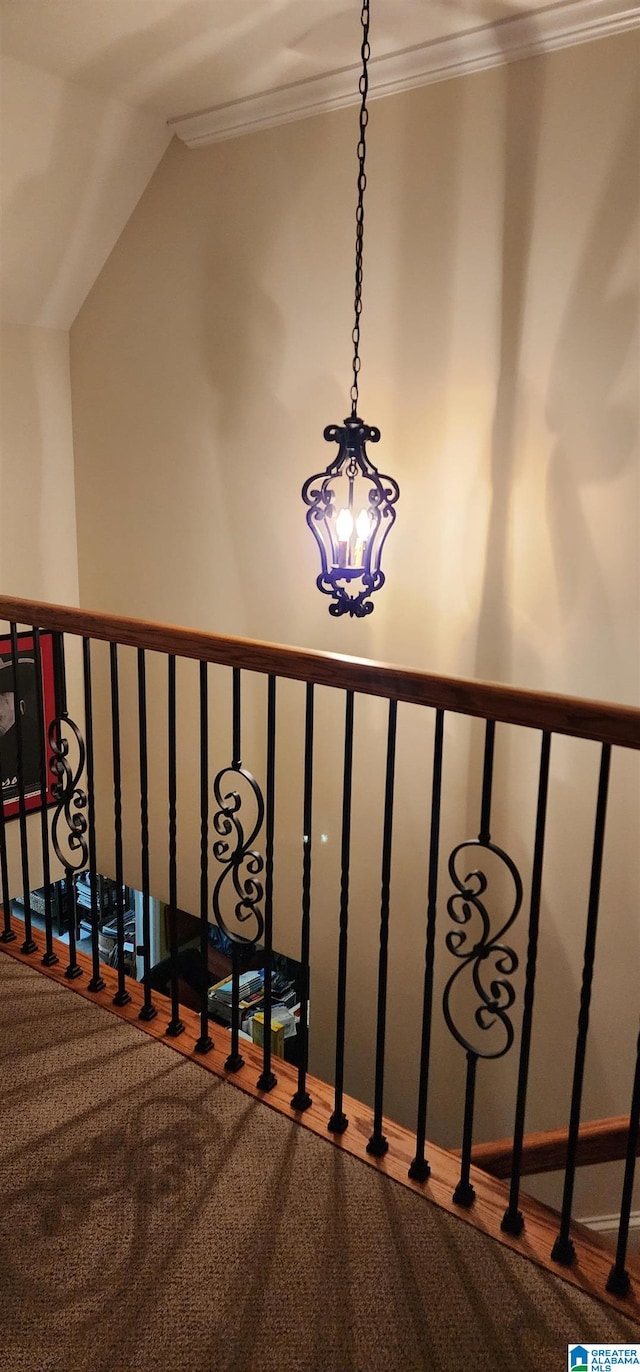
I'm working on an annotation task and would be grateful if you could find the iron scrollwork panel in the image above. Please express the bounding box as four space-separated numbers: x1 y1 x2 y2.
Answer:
49 714 89 874
443 839 523 1061
211 763 265 950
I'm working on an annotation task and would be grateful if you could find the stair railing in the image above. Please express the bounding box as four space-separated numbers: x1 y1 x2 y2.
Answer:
0 594 638 1301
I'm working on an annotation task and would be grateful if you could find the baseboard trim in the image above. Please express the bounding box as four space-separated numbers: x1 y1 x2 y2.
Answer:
580 1211 640 1239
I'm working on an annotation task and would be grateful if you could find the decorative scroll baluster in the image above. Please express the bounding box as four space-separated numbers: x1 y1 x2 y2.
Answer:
409 707 445 1181
291 683 314 1112
552 744 611 1265
195 660 213 1055
607 1024 640 1298
109 644 130 1006
444 721 523 1207
328 690 355 1135
211 667 265 1073
137 649 155 1021
257 675 278 1093
166 654 184 1037
49 631 88 980
367 698 398 1158
501 731 551 1234
33 628 57 966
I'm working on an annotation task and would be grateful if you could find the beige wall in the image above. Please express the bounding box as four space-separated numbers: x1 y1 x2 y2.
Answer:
69 35 639 1217
1 323 79 604
71 33 639 705
0 322 80 893
1 55 171 330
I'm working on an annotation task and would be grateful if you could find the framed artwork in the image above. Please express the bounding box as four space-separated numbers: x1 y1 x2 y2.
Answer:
0 631 59 821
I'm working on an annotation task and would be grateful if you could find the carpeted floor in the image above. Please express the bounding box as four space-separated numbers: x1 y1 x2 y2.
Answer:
1 955 638 1372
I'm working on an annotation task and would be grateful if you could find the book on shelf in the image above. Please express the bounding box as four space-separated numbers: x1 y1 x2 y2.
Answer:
214 971 264 1004
207 975 265 1025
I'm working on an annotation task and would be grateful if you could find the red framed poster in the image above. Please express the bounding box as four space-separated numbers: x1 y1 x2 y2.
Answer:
0 631 59 821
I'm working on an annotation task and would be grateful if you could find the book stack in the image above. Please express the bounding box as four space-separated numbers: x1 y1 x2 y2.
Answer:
214 970 263 1004
207 969 299 1037
207 971 264 1025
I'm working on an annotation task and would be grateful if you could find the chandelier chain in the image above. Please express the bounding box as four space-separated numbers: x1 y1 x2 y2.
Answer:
350 0 370 418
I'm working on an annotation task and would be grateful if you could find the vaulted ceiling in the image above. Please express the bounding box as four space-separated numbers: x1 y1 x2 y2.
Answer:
1 0 638 327
0 1 596 118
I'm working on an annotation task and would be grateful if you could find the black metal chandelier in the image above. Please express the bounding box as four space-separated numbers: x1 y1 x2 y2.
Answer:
302 0 399 618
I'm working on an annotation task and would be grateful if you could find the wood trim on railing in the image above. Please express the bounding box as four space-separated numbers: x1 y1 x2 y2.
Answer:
1 594 639 748
464 1116 637 1180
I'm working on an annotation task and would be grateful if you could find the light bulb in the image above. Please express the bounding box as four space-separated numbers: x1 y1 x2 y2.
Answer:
356 508 372 541
336 508 354 542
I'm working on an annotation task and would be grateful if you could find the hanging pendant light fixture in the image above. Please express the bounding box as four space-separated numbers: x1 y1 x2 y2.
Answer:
302 0 399 618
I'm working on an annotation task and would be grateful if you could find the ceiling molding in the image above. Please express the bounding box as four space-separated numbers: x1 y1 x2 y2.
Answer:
170 0 640 148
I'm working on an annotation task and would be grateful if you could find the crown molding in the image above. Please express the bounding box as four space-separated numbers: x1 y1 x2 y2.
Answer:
170 1 640 148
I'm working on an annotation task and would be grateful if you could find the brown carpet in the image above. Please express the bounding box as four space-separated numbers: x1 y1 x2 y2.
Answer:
1 956 638 1372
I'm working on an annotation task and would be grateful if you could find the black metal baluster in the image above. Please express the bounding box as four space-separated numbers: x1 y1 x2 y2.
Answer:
65 876 80 975
33 628 57 966
479 718 495 847
54 880 64 938
224 668 245 1071
137 648 155 1021
552 743 611 1264
0 721 15 943
83 638 104 992
257 674 277 1092
211 666 265 1065
10 624 36 953
409 707 445 1181
166 654 184 1037
291 682 315 1113
501 731 551 1235
226 941 244 1072
109 643 130 1006
49 631 87 980
367 698 398 1157
454 1052 478 1206
195 660 212 1054
454 719 495 1206
607 1025 640 1298
328 690 355 1134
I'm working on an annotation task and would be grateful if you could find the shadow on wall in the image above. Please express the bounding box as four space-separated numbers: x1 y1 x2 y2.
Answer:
0 333 45 596
545 113 639 699
445 2 638 709
200 111 352 645
471 16 546 695
203 244 288 641
364 72 465 667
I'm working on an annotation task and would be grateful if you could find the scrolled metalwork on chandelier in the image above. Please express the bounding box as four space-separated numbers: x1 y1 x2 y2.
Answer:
302 415 399 618
302 0 399 616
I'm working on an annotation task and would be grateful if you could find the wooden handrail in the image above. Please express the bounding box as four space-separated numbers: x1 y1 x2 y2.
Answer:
1 594 639 748
463 1116 637 1180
